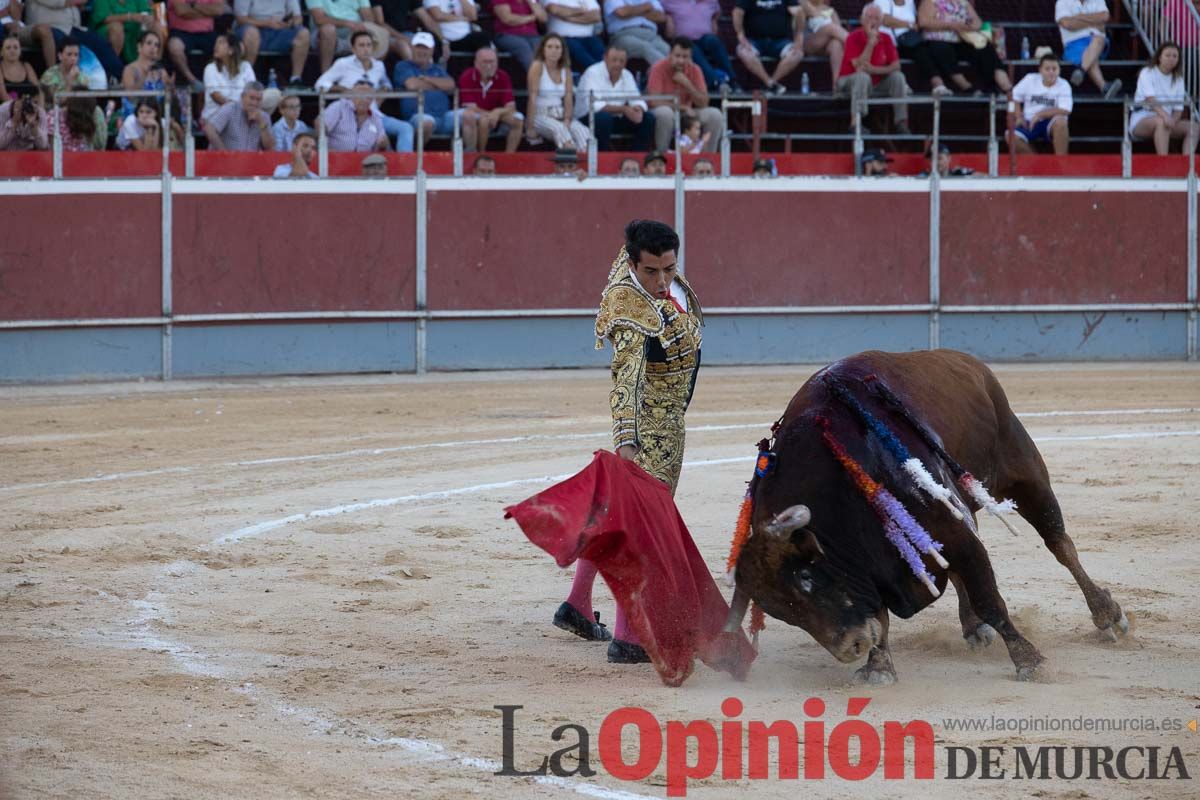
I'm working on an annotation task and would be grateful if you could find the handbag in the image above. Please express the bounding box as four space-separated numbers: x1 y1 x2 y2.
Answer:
897 29 923 48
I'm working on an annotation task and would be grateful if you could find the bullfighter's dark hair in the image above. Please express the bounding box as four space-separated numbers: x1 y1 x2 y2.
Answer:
624 220 679 265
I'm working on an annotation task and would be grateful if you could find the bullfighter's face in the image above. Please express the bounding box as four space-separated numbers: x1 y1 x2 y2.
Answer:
631 250 677 300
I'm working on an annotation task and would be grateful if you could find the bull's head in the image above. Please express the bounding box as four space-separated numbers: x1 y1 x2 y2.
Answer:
758 504 881 664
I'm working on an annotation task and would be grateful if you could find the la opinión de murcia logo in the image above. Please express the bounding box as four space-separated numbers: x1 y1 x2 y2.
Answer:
495 699 1192 796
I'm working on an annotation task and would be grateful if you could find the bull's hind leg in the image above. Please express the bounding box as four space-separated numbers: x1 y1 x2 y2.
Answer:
853 609 897 685
949 571 997 649
1005 478 1129 640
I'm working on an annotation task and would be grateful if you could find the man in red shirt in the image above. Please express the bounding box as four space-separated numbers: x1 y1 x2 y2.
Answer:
835 3 910 135
458 46 524 152
645 36 724 153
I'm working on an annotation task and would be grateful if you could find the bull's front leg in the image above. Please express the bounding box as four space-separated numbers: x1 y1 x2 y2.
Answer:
723 585 751 634
955 539 1046 681
949 571 997 650
853 609 896 686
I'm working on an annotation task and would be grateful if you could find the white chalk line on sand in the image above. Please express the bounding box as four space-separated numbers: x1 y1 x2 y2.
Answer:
5 406 1199 495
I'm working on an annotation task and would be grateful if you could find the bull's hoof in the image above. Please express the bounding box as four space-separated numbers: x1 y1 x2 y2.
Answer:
854 665 897 686
1015 662 1044 682
965 623 997 650
1100 611 1130 642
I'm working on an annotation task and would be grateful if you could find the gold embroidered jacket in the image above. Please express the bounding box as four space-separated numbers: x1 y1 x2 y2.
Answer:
595 248 703 493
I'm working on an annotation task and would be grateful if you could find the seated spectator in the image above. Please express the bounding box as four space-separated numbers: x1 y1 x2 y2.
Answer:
691 155 713 176
835 3 910 135
168 0 224 91
316 29 414 150
39 35 84 92
661 0 737 91
422 0 490 57
618 154 640 174
860 148 891 175
471 152 495 173
751 156 773 176
550 144 585 176
733 0 804 94
233 0 311 86
646 36 723 152
876 0 951 94
393 30 458 145
369 0 439 62
55 93 105 149
122 29 171 94
801 0 847 83
1 0 57 72
1009 52 1071 155
493 0 546 73
202 32 255 122
1 32 39 100
643 148 666 173
323 78 389 150
916 0 1011 95
117 97 182 149
309 0 376 73
675 110 706 152
545 0 603 70
26 0 124 82
1129 41 1198 154
272 91 312 150
203 81 274 149
91 0 164 65
604 0 669 64
526 32 589 152
361 150 388 173
575 44 654 150
459 45 523 152
1056 0 1121 98
273 129 319 176
0 91 45 148
919 141 973 176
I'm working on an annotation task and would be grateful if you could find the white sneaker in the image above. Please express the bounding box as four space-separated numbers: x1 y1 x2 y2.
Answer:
931 85 953 97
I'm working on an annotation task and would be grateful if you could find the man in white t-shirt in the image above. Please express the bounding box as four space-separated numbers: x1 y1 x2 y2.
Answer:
273 131 321 177
545 0 604 69
422 0 490 56
1009 52 1072 155
1054 0 1121 98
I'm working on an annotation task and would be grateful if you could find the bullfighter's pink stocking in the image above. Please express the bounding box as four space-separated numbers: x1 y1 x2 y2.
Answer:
565 559 599 620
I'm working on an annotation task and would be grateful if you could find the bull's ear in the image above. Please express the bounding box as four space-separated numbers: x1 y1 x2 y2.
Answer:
791 528 825 562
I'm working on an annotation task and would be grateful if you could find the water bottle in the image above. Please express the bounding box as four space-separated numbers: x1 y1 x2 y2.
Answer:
800 72 810 96
268 68 279 90
1020 37 1030 61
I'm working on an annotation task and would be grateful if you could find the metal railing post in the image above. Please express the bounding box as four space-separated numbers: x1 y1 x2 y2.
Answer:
1122 96 1132 178
587 92 597 177
988 94 998 177
415 168 427 373
1188 100 1198 361
317 90 328 177
161 171 173 380
52 98 62 179
161 91 171 176
852 99 863 176
674 103 682 178
416 90 425 176
929 96 941 351
184 90 195 177
452 90 463 176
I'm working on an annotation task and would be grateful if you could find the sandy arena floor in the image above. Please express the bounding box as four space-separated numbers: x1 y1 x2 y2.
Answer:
2 362 1198 799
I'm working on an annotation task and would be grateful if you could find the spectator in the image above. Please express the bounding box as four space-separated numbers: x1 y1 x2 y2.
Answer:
1056 0 1121 97
876 0 951 94
459 45 523 151
835 3 910 135
1009 52 1071 155
369 0 439 62
604 0 670 63
273 129 319 176
233 0 311 85
1129 41 1198 154
675 110 706 151
122 29 171 94
39 34 84 91
545 0 603 69
309 0 375 73
471 152 496 173
117 97 181 149
25 0 124 82
168 0 225 91
316 28 414 150
661 0 736 91
801 0 847 83
919 141 974 176
691 155 713 176
0 92 46 148
645 36 722 153
644 148 666 172
1 32 39 100
322 78 389 150
0 0 57 71
91 0 164 64
272 91 312 149
422 0 490 57
618 154 640 174
916 0 1011 95
751 156 773 176
550 144 585 176
361 150 388 173
201 32 255 122
493 0 546 72
203 81 274 149
860 148 891 175
526 32 589 151
733 0 804 94
576 44 654 150
393 30 458 145
55 93 105 149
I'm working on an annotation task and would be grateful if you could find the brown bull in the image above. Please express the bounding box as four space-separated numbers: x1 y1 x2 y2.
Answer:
724 349 1129 683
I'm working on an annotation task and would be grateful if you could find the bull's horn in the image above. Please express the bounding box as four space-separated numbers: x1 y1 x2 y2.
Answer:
763 504 811 536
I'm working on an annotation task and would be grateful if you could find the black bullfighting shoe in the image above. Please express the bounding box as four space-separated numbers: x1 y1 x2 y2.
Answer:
607 639 651 664
553 602 612 641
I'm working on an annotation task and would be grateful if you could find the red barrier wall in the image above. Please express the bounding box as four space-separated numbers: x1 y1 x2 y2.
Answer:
940 191 1188 305
171 194 417 314
425 188 674 309
0 194 161 320
685 191 930 306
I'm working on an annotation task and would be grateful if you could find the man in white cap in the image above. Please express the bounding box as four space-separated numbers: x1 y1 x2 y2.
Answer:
392 30 463 144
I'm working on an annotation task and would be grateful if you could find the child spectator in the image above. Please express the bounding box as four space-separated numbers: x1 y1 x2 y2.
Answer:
675 111 708 152
202 32 256 123
1010 52 1072 154
1129 41 1198 154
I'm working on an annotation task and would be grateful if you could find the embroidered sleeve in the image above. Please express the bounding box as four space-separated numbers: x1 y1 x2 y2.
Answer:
609 326 645 451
